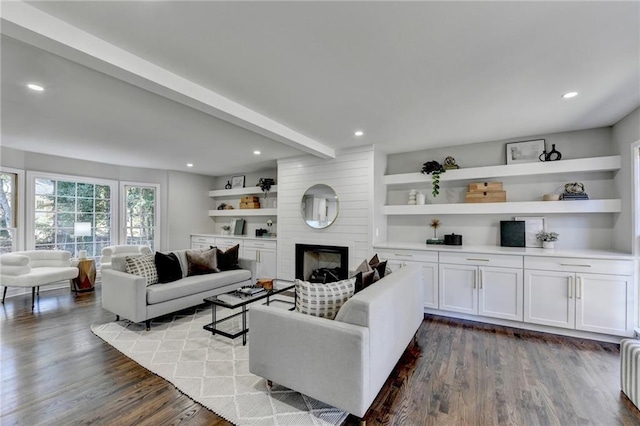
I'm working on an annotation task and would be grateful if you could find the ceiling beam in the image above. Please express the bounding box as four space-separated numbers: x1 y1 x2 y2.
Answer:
0 1 335 159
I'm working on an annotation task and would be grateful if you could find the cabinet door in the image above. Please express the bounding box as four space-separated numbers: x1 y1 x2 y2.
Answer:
478 266 523 321
419 262 439 309
257 248 277 279
575 273 633 336
439 264 477 315
524 270 575 329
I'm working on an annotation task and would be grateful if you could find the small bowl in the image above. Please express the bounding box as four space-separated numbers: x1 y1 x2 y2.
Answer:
543 194 561 201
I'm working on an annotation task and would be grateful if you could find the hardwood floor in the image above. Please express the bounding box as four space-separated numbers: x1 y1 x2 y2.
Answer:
1 285 639 426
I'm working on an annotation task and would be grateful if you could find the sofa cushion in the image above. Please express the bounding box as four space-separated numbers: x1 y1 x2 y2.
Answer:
125 254 158 286
0 266 78 287
146 269 251 304
216 244 240 271
295 277 356 320
186 248 219 276
155 252 183 283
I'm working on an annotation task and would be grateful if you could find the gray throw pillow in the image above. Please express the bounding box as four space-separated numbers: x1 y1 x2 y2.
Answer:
186 248 219 276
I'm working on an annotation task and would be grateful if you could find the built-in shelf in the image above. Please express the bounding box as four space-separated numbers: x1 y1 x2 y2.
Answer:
383 156 621 186
382 199 622 215
208 208 277 217
209 186 278 197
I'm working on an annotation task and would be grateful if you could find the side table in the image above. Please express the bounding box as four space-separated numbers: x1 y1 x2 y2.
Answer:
72 258 96 292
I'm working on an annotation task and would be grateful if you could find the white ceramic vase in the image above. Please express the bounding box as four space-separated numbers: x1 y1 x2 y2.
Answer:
542 241 555 249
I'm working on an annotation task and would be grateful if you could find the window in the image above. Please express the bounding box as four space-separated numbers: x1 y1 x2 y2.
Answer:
28 173 116 258
0 172 17 253
122 183 159 251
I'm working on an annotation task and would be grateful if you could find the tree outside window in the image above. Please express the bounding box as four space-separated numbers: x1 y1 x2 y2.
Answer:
0 173 16 253
124 185 156 251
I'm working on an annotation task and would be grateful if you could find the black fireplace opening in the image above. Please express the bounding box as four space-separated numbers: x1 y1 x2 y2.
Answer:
295 244 349 283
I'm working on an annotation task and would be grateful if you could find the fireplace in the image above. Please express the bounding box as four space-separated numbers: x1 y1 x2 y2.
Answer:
295 244 349 283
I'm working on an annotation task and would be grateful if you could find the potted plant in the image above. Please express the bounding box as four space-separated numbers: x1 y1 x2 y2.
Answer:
221 225 231 235
536 231 559 249
421 160 445 197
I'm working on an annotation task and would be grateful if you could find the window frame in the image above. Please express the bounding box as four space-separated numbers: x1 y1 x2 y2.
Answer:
0 167 26 252
25 171 118 253
120 181 161 251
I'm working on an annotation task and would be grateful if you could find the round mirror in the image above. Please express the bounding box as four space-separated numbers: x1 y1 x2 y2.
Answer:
301 184 339 229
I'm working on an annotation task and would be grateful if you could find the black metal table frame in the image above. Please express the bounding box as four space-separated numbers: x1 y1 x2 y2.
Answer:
203 284 295 345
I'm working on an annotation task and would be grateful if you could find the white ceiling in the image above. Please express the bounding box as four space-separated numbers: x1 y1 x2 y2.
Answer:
1 1 639 176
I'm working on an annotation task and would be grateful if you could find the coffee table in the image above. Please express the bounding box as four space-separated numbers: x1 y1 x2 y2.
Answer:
203 281 295 345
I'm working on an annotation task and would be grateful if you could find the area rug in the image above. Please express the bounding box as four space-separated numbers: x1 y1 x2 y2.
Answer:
91 302 348 426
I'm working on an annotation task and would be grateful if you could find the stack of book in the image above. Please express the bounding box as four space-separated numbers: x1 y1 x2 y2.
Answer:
562 192 589 200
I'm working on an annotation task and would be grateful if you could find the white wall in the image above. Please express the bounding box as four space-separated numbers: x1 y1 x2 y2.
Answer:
384 127 621 250
0 146 216 251
167 170 217 249
276 146 374 280
612 106 640 253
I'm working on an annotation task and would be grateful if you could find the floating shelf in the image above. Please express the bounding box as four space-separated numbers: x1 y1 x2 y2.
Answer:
383 156 621 186
209 186 278 198
208 208 277 217
382 199 622 215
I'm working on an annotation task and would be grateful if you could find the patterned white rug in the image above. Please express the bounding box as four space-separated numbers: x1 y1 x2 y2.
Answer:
91 302 348 426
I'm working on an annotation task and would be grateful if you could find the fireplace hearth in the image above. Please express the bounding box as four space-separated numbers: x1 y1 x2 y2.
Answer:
295 244 349 283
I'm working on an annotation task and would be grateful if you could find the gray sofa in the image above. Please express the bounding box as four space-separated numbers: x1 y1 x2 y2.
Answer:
249 264 424 420
101 249 256 329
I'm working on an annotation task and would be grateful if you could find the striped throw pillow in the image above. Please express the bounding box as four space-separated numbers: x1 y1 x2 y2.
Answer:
295 277 356 320
125 254 158 286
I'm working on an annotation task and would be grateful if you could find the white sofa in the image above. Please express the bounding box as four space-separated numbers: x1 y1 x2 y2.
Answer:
0 250 79 309
101 249 257 329
100 245 152 271
249 264 424 420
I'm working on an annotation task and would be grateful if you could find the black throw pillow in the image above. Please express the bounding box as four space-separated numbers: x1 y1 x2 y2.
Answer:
155 252 183 283
215 244 241 271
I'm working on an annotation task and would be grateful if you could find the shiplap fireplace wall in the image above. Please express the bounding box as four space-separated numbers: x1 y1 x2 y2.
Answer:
276 146 375 281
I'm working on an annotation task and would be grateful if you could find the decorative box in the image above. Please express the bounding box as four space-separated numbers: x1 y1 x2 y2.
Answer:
466 181 506 203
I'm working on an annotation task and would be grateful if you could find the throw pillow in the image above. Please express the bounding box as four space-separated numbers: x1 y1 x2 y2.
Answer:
186 248 219 276
354 268 380 293
155 252 183 283
295 277 356 320
355 259 372 274
125 254 158 286
368 254 388 279
215 244 241 271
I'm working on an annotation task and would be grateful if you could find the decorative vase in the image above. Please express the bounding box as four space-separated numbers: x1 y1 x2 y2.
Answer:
542 241 555 249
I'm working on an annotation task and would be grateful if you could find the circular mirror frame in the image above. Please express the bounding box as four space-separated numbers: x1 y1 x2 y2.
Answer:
301 184 339 229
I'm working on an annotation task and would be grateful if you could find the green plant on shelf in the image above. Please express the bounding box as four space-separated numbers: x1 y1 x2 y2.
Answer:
536 231 559 242
421 160 445 197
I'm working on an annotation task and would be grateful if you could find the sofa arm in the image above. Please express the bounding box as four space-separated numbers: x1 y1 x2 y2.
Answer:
0 254 29 267
249 305 370 417
101 269 147 323
238 257 257 282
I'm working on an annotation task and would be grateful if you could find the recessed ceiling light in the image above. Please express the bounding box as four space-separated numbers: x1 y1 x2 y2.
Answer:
354 130 364 136
27 83 44 91
561 91 578 99
186 163 194 167
253 150 261 155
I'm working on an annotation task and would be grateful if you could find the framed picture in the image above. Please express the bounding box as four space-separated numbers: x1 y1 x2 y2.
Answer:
231 175 245 189
515 216 546 247
506 139 545 164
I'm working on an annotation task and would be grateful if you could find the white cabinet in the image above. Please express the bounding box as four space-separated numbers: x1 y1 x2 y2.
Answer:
377 249 439 309
523 256 634 337
438 252 523 321
190 235 216 250
215 237 242 251
243 240 277 279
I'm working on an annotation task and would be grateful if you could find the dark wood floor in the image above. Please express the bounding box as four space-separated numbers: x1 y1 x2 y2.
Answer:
1 286 639 426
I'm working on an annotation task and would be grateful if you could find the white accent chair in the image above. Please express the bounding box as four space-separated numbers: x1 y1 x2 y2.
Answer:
0 250 78 309
100 245 152 272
